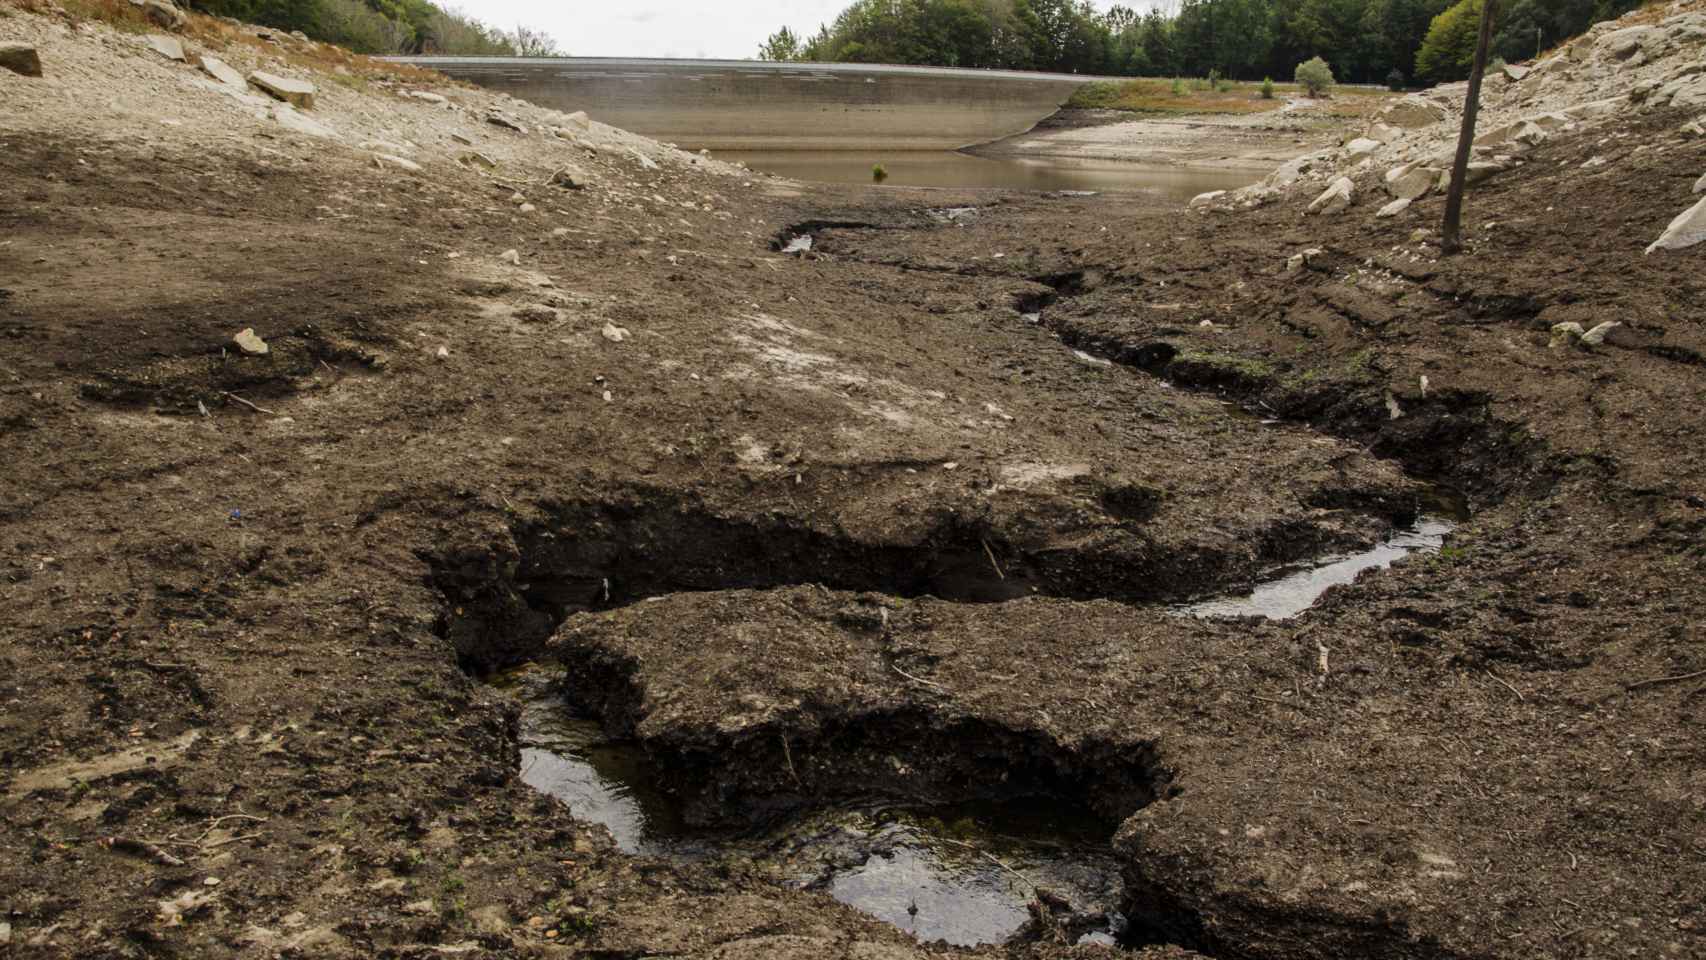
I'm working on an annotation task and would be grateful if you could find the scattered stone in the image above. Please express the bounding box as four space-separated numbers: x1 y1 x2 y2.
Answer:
1269 153 1317 187
1190 190 1227 208
631 150 659 171
1344 137 1382 157
406 90 447 104
1549 322 1585 348
145 34 185 62
1565 98 1623 120
402 899 435 916
1645 196 1706 253
196 54 243 87
233 328 269 355
1580 321 1622 346
1502 63 1529 82
1382 96 1449 129
486 110 528 134
249 71 315 109
1307 177 1355 216
601 323 629 342
1388 165 1436 201
450 132 473 145
374 154 421 172
518 203 536 213
1285 248 1325 274
139 0 185 30
0 43 42 78
1377 197 1412 218
460 151 497 169
1366 122 1404 144
499 249 521 265
551 227 570 237
271 105 335 139
550 167 590 190
562 110 590 129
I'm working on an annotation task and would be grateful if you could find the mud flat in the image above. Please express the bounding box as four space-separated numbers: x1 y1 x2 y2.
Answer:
970 106 1349 170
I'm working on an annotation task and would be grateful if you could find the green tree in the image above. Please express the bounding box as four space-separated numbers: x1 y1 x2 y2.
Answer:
758 26 803 61
1294 54 1336 94
1416 0 1494 81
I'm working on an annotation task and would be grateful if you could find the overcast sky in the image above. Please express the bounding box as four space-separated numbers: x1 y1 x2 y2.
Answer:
456 1 1158 60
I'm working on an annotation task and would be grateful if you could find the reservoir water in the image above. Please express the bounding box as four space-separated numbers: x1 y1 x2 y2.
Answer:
722 149 1262 199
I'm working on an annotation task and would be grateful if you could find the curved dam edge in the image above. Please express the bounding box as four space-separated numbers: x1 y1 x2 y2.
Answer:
388 56 1102 151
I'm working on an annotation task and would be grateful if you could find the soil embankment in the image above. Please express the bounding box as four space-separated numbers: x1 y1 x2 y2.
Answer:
2 2 1705 960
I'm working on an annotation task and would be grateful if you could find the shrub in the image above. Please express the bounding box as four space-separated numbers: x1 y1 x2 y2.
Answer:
1386 67 1406 91
1170 76 1184 95
1260 76 1274 99
871 163 888 182
1294 56 1335 97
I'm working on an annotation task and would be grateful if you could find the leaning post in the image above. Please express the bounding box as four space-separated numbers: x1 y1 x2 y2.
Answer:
1441 0 1499 255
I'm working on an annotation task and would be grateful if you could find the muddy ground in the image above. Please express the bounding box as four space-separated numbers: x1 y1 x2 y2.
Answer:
3 10 1706 960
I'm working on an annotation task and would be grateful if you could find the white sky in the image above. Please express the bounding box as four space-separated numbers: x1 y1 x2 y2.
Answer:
453 1 1164 60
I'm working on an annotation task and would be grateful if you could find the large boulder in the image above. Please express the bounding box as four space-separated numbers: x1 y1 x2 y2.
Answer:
1387 165 1436 201
1307 177 1355 216
1382 96 1449 129
1646 196 1706 253
0 43 42 77
145 34 185 62
249 71 315 109
1344 137 1382 158
196 54 244 88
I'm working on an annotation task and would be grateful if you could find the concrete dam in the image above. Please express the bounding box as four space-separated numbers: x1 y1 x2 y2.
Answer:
391 57 1097 151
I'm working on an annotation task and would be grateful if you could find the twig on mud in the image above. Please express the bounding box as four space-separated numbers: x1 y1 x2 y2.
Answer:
204 832 265 849
101 836 186 867
780 734 801 788
980 540 1006 580
1487 669 1525 702
194 814 269 843
220 392 279 416
1624 668 1706 692
891 663 943 690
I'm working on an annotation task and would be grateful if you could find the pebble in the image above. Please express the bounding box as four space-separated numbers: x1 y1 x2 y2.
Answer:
233 328 269 355
435 345 450 360
499 249 521 265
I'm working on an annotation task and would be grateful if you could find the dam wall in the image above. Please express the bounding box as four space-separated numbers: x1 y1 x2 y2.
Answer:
390 58 1095 151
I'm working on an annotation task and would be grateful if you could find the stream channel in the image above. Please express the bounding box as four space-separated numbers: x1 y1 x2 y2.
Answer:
492 493 1464 948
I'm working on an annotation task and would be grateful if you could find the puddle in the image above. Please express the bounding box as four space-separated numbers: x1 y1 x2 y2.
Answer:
723 149 1260 199
1176 516 1458 620
498 667 1124 946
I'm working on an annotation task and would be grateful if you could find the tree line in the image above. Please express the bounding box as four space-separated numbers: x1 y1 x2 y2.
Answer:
758 0 1645 85
183 0 562 56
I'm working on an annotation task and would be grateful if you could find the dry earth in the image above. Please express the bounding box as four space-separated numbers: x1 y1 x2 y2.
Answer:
2 3 1705 960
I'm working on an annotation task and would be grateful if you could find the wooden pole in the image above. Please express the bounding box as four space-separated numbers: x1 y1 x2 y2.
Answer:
1441 0 1498 255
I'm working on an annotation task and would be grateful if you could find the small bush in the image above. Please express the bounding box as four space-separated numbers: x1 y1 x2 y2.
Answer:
1294 56 1336 97
871 163 888 182
1207 68 1221 87
1170 76 1184 96
1216 78 1232 92
1386 67 1406 91
1260 76 1274 99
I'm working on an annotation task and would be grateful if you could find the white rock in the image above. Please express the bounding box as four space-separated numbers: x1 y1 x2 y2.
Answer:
1388 166 1436 200
1382 96 1449 129
1345 137 1382 157
249 71 315 109
486 110 528 133
1580 322 1622 345
374 154 421 172
518 203 536 213
499 249 521 265
196 54 243 87
1646 196 1706 253
1694 171 1706 194
562 110 590 129
1285 248 1325 274
406 90 447 104
601 323 629 342
145 34 185 61
1502 63 1530 82
1268 153 1318 187
233 328 269 355
1366 122 1404 144
1307 177 1355 216
1190 190 1227 208
271 105 335 139
1565 98 1623 120
1377 197 1412 218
